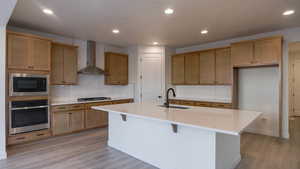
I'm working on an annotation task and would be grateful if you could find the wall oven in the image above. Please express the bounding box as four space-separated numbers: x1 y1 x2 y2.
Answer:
9 99 50 135
9 73 49 96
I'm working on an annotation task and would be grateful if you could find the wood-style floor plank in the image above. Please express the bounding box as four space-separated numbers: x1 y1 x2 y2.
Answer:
0 117 299 169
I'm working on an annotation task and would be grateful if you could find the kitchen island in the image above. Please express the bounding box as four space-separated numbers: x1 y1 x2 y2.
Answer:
92 103 262 169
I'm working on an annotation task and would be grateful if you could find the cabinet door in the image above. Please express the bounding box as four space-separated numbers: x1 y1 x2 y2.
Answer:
51 44 64 84
63 46 78 84
85 110 108 129
254 38 281 65
105 53 128 85
52 112 70 135
172 55 185 85
199 51 215 84
70 111 85 132
7 34 30 70
31 39 51 71
215 48 231 85
185 53 199 84
119 55 128 85
231 42 254 66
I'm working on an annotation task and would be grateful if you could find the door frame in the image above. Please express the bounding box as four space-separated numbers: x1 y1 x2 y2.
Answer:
288 42 300 117
136 46 166 103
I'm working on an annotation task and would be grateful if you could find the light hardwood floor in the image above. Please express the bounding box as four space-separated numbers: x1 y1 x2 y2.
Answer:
1 117 300 169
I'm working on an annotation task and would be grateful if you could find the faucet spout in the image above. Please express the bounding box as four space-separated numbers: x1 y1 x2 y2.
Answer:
164 88 176 108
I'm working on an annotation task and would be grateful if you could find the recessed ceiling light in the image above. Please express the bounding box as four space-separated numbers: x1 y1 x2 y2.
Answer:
112 29 120 34
164 8 174 15
153 42 159 45
43 9 54 15
201 29 208 34
283 10 295 16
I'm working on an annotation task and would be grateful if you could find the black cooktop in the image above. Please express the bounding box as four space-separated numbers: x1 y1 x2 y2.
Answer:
77 97 111 102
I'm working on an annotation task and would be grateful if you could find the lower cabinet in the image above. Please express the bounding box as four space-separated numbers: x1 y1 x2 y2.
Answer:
52 110 85 136
85 110 108 129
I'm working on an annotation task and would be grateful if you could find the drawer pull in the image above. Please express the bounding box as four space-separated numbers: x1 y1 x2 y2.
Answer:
36 134 45 136
16 137 25 140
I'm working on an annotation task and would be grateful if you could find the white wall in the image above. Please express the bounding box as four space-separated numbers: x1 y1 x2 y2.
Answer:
0 0 17 160
7 26 135 101
239 67 279 136
176 27 300 138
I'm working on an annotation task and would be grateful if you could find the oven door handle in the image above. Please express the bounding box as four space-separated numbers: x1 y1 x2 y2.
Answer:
11 105 49 110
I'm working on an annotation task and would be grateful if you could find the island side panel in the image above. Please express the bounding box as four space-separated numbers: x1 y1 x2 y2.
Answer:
216 133 241 169
108 112 217 169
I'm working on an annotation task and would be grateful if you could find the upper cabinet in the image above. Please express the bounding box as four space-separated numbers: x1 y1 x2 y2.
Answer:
215 48 231 85
105 52 128 85
199 51 215 85
184 53 199 85
172 54 185 85
7 31 51 71
231 37 282 67
171 48 232 85
51 43 78 85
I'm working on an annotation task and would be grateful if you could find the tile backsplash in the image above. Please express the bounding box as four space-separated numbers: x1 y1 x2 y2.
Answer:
174 85 232 101
51 74 134 101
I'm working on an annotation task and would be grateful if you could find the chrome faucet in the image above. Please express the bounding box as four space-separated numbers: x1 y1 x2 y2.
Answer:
164 88 176 108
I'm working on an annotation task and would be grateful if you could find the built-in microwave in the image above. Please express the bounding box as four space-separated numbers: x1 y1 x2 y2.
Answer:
9 73 49 96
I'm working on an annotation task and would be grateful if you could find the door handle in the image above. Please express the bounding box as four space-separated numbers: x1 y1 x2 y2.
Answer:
158 96 162 99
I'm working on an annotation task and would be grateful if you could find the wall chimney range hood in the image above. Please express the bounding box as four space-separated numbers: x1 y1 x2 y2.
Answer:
78 40 106 75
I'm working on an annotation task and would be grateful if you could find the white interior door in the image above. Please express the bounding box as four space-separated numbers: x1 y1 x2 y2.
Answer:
141 53 164 103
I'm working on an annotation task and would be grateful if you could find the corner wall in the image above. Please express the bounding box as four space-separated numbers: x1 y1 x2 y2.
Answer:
0 0 17 160
176 27 300 138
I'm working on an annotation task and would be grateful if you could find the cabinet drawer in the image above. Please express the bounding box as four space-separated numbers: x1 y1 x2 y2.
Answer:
212 103 232 109
86 101 112 110
8 129 51 145
112 99 133 104
52 104 84 112
180 101 195 106
194 102 212 107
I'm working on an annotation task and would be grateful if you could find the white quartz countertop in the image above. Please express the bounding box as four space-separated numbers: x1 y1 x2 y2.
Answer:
51 97 133 106
92 103 262 135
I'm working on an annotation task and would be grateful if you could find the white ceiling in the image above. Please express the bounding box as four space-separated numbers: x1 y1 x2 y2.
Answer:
8 0 300 48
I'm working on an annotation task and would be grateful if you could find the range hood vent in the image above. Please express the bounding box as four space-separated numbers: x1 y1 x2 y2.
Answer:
78 40 106 75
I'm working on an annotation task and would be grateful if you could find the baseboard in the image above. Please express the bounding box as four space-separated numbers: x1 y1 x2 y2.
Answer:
245 128 278 137
0 150 7 160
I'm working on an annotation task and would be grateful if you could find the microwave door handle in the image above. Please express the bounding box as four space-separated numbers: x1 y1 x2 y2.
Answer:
11 105 49 110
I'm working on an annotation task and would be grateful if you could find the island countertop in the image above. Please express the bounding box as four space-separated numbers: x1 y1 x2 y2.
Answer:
92 103 262 135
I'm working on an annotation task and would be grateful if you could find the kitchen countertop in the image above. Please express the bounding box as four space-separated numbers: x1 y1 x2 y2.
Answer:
51 97 133 106
170 97 232 103
92 102 262 135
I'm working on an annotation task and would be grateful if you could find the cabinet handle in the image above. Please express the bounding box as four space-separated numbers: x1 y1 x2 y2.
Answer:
36 133 45 136
16 137 25 140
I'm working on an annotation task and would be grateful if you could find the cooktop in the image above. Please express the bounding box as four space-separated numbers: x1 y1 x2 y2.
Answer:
77 97 111 102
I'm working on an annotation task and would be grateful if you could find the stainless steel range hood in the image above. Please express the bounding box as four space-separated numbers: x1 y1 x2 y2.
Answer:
78 40 106 75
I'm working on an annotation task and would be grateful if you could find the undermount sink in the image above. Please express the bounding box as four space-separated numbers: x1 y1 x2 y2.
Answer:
159 105 190 109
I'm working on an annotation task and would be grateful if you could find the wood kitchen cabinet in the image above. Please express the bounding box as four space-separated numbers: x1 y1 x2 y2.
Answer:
105 52 128 85
52 110 85 136
231 41 254 67
231 36 282 67
199 50 215 85
254 37 282 65
184 53 199 84
7 31 51 71
85 110 108 129
172 54 185 85
51 43 78 85
215 48 232 85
